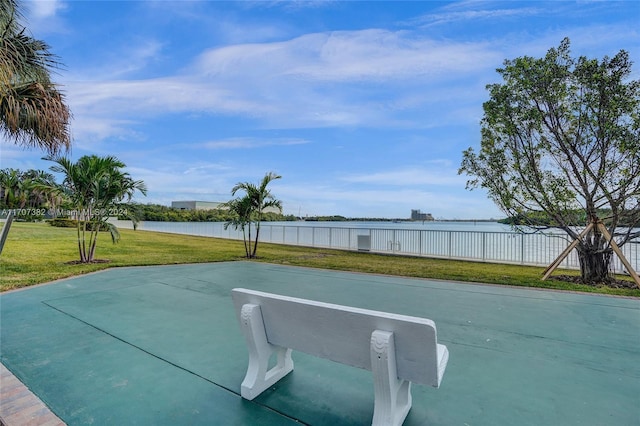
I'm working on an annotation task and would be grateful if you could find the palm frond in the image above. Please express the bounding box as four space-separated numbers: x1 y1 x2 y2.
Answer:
0 0 71 154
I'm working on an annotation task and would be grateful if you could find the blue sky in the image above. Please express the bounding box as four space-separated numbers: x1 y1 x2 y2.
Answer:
3 1 639 219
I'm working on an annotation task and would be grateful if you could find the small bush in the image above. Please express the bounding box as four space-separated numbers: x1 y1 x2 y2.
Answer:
47 218 109 231
47 218 77 228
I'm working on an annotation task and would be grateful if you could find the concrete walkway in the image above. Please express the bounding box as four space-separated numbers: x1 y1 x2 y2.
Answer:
0 363 65 426
1 262 638 425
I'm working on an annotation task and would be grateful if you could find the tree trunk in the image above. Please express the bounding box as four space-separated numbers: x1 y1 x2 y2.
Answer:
77 221 86 263
576 246 613 284
252 224 260 258
241 225 249 258
246 223 253 258
88 225 99 262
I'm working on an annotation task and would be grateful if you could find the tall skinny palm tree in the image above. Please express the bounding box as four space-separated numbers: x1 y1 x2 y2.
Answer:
230 172 282 258
45 155 147 262
223 195 254 257
1 0 71 154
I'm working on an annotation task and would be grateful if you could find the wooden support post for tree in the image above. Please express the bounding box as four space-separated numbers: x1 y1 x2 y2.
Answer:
0 210 15 255
542 220 640 288
596 222 640 288
542 223 593 281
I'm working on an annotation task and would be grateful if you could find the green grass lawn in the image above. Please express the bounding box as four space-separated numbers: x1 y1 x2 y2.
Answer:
1 222 638 296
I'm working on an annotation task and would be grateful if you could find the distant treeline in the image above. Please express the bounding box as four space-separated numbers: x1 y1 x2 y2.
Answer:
499 210 638 227
113 205 414 223
117 203 297 222
302 215 406 222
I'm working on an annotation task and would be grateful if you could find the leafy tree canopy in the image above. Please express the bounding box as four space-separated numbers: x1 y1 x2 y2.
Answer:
45 155 147 262
460 38 640 284
226 172 282 258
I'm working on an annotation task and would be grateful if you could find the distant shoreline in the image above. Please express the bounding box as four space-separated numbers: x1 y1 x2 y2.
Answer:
299 216 502 223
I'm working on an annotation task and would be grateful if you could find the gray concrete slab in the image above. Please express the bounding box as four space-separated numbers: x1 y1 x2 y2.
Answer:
1 261 638 425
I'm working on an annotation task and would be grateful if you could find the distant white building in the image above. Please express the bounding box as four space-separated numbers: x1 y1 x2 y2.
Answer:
171 201 224 211
411 209 434 221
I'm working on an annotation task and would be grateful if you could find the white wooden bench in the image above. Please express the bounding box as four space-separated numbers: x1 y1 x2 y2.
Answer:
231 288 449 426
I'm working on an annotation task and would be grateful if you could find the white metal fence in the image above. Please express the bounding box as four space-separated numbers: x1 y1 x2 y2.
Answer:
124 221 640 274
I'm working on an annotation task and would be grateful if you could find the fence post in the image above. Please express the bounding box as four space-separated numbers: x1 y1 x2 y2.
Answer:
392 229 396 254
482 232 486 261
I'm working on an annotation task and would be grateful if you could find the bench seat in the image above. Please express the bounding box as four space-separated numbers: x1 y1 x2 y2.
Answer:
232 288 449 425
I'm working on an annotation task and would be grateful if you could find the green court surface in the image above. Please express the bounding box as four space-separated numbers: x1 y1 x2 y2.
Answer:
1 261 638 425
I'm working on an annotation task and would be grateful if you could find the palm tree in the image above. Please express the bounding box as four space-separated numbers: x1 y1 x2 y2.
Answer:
1 0 71 154
230 172 282 258
0 168 20 207
22 169 56 208
45 155 147 262
223 195 254 257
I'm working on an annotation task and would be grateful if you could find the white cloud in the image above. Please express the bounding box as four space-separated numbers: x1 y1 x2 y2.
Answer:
340 165 467 187
25 0 66 19
194 30 499 82
63 29 500 142
69 116 142 146
276 181 500 219
67 78 267 115
202 137 310 150
182 164 234 175
215 18 290 45
127 163 237 201
0 140 39 163
76 40 165 80
24 0 67 35
413 6 540 28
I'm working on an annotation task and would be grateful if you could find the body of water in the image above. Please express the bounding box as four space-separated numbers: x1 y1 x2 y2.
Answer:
266 220 514 232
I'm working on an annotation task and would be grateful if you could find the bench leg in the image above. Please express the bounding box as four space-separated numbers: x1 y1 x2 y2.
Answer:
239 303 294 400
370 330 412 426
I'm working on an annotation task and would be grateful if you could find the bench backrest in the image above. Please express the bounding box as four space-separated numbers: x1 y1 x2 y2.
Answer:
231 288 443 387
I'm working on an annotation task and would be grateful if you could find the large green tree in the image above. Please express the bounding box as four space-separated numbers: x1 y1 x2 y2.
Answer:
1 0 71 154
459 38 640 285
226 172 282 258
46 155 147 263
